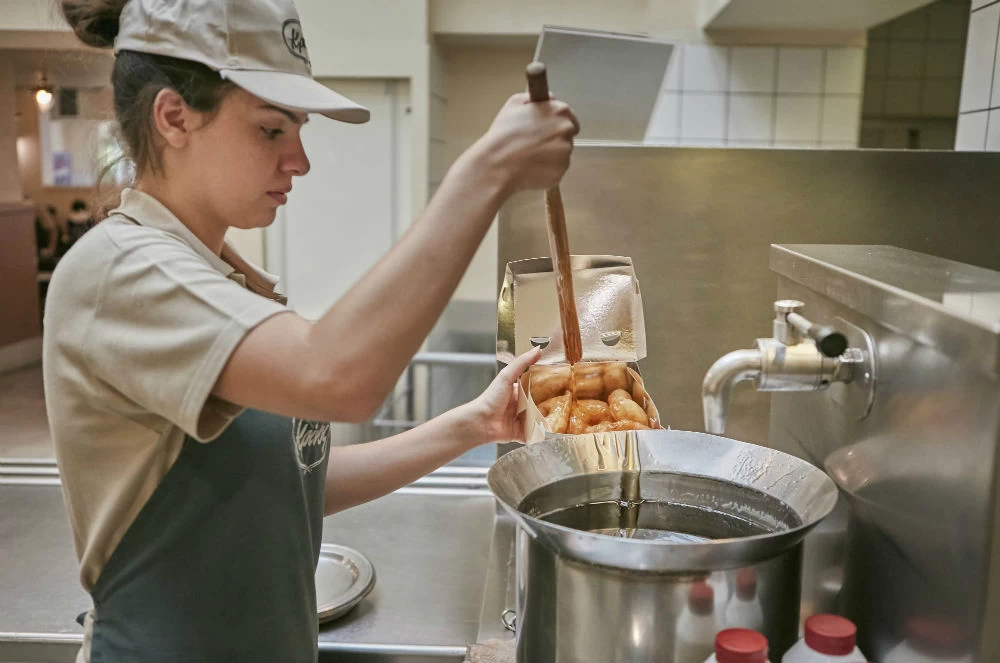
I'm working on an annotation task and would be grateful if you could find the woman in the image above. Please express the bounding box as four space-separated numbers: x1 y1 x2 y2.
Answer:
45 0 578 661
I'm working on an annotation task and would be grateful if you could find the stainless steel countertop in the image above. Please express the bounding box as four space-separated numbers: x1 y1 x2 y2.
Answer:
0 482 495 662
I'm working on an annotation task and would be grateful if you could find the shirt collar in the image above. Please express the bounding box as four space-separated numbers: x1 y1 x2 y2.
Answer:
110 188 286 304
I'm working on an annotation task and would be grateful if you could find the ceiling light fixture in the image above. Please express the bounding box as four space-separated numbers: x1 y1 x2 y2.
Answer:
34 75 54 112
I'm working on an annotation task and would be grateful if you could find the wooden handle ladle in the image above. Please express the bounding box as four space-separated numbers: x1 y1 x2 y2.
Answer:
525 62 583 365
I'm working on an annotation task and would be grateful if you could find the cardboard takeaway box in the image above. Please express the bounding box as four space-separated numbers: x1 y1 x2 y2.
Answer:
496 255 664 443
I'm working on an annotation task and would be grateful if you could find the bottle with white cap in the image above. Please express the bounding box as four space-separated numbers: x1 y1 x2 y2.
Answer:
782 614 867 663
708 570 731 619
675 581 719 663
724 567 764 631
703 627 770 663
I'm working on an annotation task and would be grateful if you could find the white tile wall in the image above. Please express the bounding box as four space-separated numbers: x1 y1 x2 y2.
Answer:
663 47 683 92
825 48 866 94
730 47 777 93
988 108 1000 148
679 138 727 147
728 94 774 141
959 2 1000 112
644 43 864 149
956 109 988 149
775 96 822 142
778 48 824 94
822 96 862 142
680 93 727 139
647 92 680 139
683 45 730 92
956 0 1000 149
992 21 1000 107
727 140 773 148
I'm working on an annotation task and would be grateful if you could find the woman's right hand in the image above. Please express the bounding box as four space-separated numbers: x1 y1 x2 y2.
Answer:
472 92 580 195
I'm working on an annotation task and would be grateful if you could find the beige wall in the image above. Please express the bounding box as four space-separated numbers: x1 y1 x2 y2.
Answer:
439 44 535 303
431 1 703 41
0 59 23 202
0 204 41 353
296 0 431 225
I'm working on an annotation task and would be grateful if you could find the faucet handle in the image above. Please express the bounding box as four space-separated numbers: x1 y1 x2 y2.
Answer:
808 324 848 358
786 312 849 358
774 300 805 315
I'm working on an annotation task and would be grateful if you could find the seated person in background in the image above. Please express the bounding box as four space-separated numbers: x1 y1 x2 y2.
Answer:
64 199 96 247
34 202 59 271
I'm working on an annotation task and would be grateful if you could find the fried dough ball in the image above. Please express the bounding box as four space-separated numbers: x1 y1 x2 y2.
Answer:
529 366 570 404
568 399 613 434
537 392 571 434
602 363 628 397
608 388 650 426
571 364 604 399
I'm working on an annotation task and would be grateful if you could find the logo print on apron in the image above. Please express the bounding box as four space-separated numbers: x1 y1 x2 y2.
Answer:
292 419 330 474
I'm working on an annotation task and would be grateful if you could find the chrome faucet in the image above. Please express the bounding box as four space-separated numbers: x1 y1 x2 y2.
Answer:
702 300 863 434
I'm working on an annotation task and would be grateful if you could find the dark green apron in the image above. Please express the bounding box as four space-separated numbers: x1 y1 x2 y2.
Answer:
87 410 330 662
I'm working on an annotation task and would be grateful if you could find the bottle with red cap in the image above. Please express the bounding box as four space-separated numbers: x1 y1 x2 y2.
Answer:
675 581 719 663
703 628 770 663
782 614 866 663
724 568 764 631
882 617 972 663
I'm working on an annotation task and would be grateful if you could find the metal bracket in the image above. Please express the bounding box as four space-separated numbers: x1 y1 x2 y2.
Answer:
826 317 877 420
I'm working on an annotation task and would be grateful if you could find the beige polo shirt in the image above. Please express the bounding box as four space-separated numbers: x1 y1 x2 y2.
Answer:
43 188 289 591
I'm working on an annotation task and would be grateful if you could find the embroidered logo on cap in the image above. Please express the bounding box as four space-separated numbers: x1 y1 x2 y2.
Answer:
282 19 310 66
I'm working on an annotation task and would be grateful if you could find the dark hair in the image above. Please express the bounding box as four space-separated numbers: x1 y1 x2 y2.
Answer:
59 0 236 188
71 199 88 212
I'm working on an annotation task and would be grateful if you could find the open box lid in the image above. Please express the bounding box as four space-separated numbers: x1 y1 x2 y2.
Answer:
497 255 647 365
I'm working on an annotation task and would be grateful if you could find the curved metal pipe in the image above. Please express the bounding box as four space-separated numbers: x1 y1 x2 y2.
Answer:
702 349 762 435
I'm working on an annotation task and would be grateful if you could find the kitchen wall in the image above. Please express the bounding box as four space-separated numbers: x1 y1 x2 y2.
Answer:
861 0 969 149
645 44 865 148
0 59 22 202
436 40 866 302
440 44 536 303
429 41 448 199
955 0 1000 149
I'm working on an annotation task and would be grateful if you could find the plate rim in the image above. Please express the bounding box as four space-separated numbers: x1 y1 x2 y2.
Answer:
316 543 376 622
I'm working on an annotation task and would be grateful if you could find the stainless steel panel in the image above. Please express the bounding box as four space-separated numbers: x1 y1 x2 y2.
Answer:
498 146 1000 444
0 484 494 663
767 245 1000 662
488 430 838 662
534 27 675 142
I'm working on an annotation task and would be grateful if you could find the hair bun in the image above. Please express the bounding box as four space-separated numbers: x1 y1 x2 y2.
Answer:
60 0 128 49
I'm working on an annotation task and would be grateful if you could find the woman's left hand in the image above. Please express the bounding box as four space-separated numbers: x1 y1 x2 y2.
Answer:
462 347 541 446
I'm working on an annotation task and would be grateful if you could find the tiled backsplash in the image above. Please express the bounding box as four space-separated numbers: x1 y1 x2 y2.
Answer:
956 0 1000 149
646 44 865 148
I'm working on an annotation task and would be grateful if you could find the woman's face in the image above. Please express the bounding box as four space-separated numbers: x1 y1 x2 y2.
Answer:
181 88 311 230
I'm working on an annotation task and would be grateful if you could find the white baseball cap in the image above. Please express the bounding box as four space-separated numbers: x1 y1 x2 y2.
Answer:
114 0 370 124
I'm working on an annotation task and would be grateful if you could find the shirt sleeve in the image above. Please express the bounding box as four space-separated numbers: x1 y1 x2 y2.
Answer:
85 234 288 441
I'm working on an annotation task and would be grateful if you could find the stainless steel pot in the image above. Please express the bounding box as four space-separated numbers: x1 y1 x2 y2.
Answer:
487 429 838 663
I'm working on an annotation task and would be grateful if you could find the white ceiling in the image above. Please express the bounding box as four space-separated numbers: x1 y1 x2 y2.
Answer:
3 49 113 89
706 0 938 30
